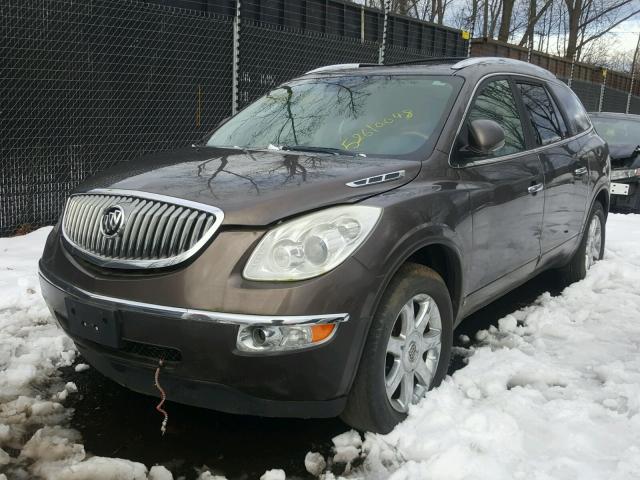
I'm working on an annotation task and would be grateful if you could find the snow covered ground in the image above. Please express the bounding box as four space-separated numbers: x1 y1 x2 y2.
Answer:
1 214 639 479
319 213 640 479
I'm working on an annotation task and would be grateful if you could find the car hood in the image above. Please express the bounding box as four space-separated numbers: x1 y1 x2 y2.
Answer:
609 143 640 169
77 147 420 226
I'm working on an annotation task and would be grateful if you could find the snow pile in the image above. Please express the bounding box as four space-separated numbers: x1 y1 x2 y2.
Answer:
325 213 640 479
260 469 286 480
0 229 195 480
304 452 327 476
3 214 640 479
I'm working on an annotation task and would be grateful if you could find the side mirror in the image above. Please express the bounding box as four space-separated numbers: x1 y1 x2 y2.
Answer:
468 119 505 154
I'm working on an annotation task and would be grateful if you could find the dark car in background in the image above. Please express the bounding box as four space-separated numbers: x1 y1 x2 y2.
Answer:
590 112 640 213
39 57 609 434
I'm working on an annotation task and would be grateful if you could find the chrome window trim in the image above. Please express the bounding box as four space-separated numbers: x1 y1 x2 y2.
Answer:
39 268 349 327
61 188 225 269
448 72 594 169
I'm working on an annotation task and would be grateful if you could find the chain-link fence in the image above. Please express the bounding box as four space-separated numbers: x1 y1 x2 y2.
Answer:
1 0 233 235
0 0 468 235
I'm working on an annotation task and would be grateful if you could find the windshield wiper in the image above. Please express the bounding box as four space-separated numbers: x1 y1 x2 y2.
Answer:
280 145 365 157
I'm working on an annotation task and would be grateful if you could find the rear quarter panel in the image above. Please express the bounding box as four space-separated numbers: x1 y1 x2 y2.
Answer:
583 130 611 218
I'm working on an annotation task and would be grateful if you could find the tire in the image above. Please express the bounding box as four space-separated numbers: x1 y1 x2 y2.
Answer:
559 201 606 285
340 263 453 434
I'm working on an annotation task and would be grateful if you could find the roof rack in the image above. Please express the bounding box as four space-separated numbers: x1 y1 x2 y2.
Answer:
305 57 467 75
305 63 377 74
450 57 556 78
383 56 467 66
304 56 555 78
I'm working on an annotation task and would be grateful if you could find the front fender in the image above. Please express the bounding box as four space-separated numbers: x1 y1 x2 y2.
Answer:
355 180 471 325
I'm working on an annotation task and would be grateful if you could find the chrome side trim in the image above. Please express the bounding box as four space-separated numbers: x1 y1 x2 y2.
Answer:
61 189 224 269
39 269 349 327
346 170 405 188
447 72 594 169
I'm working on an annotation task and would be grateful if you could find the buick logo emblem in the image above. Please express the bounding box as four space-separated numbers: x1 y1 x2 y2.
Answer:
101 205 125 238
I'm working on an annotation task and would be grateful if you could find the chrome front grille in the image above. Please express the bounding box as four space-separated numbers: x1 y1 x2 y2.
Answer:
62 190 224 269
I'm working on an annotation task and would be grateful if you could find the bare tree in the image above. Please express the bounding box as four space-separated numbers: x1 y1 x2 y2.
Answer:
498 0 516 42
564 0 640 59
518 0 553 47
356 0 639 65
581 37 637 71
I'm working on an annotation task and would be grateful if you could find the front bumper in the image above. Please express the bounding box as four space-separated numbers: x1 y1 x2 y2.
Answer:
38 225 382 418
40 267 357 417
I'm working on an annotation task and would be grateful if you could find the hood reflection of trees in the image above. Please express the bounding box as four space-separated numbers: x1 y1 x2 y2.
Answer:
196 153 260 198
196 150 329 197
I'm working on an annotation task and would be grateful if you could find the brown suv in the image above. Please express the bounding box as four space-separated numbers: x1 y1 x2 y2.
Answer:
39 57 610 433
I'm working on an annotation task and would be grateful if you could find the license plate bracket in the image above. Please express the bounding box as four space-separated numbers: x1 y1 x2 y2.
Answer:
611 182 630 196
65 299 121 348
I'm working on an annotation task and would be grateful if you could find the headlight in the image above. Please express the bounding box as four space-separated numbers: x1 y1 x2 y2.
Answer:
243 205 382 281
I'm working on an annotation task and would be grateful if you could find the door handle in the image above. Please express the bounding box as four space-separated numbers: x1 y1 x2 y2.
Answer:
528 183 544 194
574 166 588 176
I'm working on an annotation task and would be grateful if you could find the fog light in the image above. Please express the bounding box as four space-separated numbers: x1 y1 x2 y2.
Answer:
250 326 282 347
236 323 338 353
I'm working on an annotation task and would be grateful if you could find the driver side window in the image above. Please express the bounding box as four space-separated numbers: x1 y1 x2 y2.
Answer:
465 80 526 160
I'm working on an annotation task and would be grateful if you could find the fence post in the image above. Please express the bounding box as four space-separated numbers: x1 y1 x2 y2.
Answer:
465 10 476 58
567 53 576 88
231 0 241 116
598 68 607 113
464 30 471 57
626 33 640 114
360 6 365 43
378 0 390 65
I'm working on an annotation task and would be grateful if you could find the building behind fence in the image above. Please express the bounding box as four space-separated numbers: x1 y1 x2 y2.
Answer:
1 0 639 235
471 38 640 114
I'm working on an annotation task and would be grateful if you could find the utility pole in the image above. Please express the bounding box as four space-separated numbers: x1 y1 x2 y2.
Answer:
626 32 640 114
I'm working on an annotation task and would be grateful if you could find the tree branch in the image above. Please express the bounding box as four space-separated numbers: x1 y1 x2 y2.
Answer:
578 8 640 49
579 0 633 30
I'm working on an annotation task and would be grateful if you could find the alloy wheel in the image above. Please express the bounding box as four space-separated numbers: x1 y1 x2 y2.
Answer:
384 293 442 413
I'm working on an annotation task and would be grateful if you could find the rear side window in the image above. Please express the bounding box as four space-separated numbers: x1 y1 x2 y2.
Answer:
465 79 526 159
549 82 592 134
516 82 567 145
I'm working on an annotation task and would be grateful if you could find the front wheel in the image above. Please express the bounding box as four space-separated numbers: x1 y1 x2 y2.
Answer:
559 201 605 284
340 263 453 433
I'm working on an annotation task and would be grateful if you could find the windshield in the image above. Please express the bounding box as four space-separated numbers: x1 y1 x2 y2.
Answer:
591 116 640 145
207 75 463 157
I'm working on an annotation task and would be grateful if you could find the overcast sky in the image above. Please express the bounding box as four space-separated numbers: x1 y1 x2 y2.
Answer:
612 17 640 52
